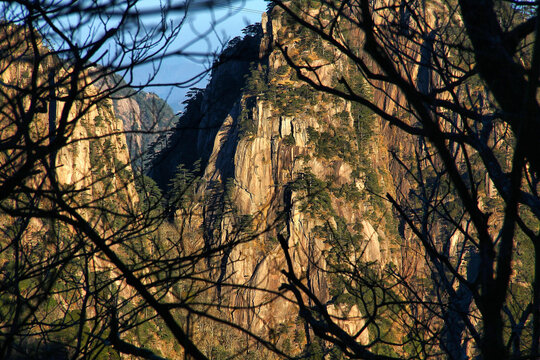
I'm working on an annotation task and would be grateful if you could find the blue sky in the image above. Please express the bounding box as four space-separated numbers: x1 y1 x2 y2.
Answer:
136 0 268 111
0 1 257 111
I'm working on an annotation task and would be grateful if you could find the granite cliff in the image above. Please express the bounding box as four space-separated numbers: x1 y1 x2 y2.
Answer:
148 3 527 357
149 7 407 355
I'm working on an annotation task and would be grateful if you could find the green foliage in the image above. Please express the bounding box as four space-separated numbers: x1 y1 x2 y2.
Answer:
307 125 356 164
332 182 363 204
103 139 115 161
290 171 334 217
235 214 254 236
329 346 345 360
350 87 374 160
270 84 317 116
239 105 257 138
282 133 295 146
210 345 232 360
88 139 104 172
244 64 268 96
282 338 292 353
94 115 104 127
264 235 279 252
242 22 262 37
514 207 538 283
295 0 321 9
293 326 305 346
276 65 289 76
308 210 405 357
169 161 202 208
364 170 382 194
135 174 163 213
244 61 318 118
114 159 131 181
305 341 325 360
312 38 335 62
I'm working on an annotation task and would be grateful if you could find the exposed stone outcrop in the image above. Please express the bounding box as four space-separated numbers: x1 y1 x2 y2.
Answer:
149 8 407 350
149 31 263 189
95 73 178 169
0 27 147 358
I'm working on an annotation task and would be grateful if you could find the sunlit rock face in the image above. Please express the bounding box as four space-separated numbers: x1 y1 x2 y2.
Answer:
0 25 149 357
147 6 418 349
0 27 138 219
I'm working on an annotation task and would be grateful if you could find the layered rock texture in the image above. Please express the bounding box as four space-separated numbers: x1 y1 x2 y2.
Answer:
0 28 138 221
0 25 148 359
150 7 406 352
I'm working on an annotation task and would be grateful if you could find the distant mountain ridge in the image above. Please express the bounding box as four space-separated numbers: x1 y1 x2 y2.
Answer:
96 72 179 170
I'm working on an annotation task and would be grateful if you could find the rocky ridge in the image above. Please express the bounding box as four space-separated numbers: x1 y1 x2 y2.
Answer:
150 7 407 353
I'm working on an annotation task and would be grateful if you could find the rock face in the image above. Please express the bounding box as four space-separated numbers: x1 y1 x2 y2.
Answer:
150 8 404 350
0 26 146 358
57 97 138 206
0 33 137 211
96 73 178 170
149 32 262 189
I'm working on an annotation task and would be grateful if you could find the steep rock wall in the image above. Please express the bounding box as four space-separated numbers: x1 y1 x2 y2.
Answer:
0 27 147 358
149 32 263 189
149 9 407 347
